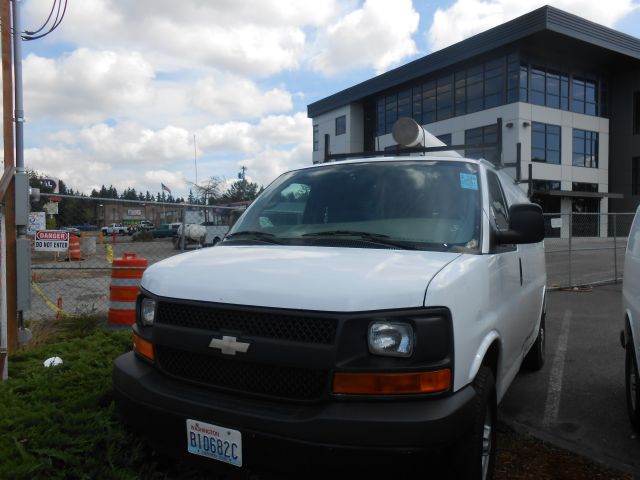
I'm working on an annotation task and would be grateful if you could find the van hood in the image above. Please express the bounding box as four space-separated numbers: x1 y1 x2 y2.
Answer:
141 245 461 312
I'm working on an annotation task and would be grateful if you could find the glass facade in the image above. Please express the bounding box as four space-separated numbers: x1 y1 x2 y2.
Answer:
465 124 499 165
531 122 561 164
374 54 607 136
572 129 599 168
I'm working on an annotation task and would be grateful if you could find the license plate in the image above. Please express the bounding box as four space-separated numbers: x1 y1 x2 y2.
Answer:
186 419 242 467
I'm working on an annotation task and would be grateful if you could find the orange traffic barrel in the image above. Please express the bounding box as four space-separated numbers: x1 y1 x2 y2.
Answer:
68 234 82 261
108 252 148 325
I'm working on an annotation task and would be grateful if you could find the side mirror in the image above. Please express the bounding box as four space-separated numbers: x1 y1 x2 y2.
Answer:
495 203 545 245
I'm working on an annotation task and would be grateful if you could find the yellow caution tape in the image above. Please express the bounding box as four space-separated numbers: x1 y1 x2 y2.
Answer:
31 281 76 318
106 244 114 264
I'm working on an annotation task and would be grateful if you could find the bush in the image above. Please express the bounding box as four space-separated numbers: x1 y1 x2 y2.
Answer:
132 231 153 242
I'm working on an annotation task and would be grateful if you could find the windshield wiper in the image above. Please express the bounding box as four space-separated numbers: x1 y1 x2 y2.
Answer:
224 231 282 244
302 230 416 250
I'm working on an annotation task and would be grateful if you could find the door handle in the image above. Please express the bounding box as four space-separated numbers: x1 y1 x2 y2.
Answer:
519 257 523 286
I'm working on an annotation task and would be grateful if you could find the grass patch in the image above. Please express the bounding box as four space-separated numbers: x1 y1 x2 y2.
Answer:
0 328 153 480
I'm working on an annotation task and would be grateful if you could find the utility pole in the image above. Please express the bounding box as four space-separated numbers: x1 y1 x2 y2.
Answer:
238 166 247 181
0 0 17 378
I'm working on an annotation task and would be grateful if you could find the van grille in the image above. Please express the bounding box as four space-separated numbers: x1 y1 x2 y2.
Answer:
156 302 337 345
155 345 328 401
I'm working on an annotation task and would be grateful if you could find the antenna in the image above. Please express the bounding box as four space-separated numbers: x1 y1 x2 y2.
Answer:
193 135 198 186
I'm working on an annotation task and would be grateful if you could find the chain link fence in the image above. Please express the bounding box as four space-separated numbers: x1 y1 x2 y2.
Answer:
24 194 636 321
544 212 635 289
27 194 244 322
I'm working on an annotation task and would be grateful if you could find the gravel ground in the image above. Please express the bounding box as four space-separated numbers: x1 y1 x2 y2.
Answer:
496 425 632 480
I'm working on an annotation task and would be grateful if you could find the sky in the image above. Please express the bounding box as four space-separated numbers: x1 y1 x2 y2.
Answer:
7 0 640 199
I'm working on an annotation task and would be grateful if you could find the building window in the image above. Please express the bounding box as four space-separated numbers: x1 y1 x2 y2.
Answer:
634 92 640 135
398 89 411 120
335 115 346 136
484 58 504 109
422 80 436 124
465 124 499 166
436 133 452 145
572 77 597 115
633 157 640 195
313 124 319 152
529 66 569 110
385 94 398 134
531 122 561 164
572 129 599 168
436 75 453 120
572 182 598 193
532 180 561 192
412 86 422 125
376 98 385 136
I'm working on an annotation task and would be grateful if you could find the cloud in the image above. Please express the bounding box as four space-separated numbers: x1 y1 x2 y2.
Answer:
24 49 155 124
29 112 311 194
427 0 639 52
190 74 292 120
24 0 343 77
310 0 419 75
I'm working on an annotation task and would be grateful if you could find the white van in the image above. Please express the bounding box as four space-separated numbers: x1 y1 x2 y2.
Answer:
622 206 640 430
113 153 546 479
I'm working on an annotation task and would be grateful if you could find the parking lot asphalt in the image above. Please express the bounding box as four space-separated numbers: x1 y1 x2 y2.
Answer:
499 283 640 475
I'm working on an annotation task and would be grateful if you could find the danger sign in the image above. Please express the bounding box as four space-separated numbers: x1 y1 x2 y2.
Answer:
35 230 70 252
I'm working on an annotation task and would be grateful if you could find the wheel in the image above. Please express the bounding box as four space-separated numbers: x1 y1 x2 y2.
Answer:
523 313 545 371
625 337 640 431
451 366 496 480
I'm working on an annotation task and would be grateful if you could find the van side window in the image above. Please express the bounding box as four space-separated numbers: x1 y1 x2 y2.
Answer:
487 171 509 230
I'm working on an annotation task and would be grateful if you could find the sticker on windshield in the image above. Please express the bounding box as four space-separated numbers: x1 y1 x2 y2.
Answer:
460 173 478 190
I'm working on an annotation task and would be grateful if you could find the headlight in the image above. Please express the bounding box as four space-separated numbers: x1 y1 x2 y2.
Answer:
140 297 156 326
368 321 414 357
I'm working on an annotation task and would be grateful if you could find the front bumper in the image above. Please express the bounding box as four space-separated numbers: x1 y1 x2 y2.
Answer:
113 352 476 473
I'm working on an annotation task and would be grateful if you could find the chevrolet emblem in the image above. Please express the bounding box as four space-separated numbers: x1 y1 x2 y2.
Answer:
208 335 250 355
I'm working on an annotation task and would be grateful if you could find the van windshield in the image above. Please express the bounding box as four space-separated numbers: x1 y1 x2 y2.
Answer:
227 160 481 252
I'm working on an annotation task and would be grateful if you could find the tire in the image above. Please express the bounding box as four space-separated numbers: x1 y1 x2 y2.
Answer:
451 366 496 480
523 313 545 371
625 337 640 431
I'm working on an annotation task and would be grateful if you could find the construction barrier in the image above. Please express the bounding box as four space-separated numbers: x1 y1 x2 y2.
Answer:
108 252 148 325
68 234 82 261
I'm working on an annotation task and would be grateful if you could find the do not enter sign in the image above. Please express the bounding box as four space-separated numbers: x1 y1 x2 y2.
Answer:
35 230 70 252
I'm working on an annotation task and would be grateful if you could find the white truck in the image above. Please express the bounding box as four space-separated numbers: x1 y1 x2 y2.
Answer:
101 223 128 235
113 120 546 479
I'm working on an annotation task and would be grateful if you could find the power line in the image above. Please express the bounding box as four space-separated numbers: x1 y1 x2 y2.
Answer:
22 0 67 41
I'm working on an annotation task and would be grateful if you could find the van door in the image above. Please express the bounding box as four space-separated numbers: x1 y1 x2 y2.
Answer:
486 171 529 376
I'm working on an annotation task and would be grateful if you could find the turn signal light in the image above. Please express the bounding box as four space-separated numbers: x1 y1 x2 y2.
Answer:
333 369 451 395
133 332 154 362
